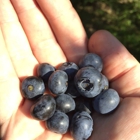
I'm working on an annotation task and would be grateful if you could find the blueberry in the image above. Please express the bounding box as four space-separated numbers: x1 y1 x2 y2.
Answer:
48 70 68 96
65 82 81 98
37 63 55 83
79 53 103 72
101 74 109 91
93 88 120 114
21 76 45 100
56 94 75 113
45 110 69 134
58 62 79 81
75 97 93 114
74 66 103 98
30 95 56 121
70 111 93 140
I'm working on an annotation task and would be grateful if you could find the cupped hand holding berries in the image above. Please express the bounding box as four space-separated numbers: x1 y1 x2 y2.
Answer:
0 0 140 140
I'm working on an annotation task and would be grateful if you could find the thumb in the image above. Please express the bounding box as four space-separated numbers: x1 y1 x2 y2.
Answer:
88 30 140 97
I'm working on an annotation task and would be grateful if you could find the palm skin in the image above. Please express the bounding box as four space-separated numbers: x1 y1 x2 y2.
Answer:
0 0 140 140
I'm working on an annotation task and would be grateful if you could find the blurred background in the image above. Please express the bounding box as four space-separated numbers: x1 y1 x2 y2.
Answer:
71 0 140 62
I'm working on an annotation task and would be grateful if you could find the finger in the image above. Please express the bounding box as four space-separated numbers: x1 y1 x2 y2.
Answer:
11 0 66 67
88 30 140 97
0 0 38 78
0 28 22 125
36 0 88 63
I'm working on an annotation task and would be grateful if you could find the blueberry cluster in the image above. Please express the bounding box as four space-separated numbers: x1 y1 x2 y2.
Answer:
21 53 120 140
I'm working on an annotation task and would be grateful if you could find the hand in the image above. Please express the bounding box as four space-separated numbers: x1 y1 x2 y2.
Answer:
0 0 87 139
0 1 140 140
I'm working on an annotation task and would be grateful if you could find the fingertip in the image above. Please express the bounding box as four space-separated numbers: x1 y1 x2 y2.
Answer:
89 30 122 58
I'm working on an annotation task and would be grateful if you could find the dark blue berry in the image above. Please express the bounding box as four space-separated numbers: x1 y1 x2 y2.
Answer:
48 70 68 96
101 74 109 91
58 62 79 81
70 111 93 140
30 95 56 121
74 67 103 98
93 88 120 114
56 94 75 113
37 63 55 83
45 110 69 134
79 53 103 72
21 76 45 100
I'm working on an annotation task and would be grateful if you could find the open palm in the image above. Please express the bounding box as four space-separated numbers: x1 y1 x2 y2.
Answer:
0 0 140 140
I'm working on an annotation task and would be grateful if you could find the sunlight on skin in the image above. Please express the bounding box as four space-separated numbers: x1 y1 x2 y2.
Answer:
36 0 88 63
0 28 22 126
0 0 140 140
11 0 67 66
